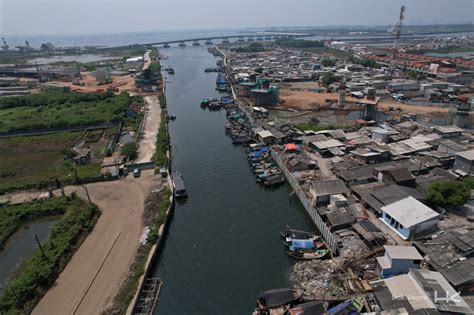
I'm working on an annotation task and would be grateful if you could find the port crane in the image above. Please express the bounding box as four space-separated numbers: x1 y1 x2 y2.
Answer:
391 5 405 72
1 37 9 51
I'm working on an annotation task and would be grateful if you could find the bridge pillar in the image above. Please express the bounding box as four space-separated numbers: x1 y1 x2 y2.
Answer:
178 41 186 47
222 37 230 44
256 36 263 41
163 43 170 48
247 36 254 41
238 36 245 42
192 40 200 46
205 39 213 45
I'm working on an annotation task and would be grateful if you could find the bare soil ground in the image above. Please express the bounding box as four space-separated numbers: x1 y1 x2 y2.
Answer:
46 71 138 94
279 82 452 116
32 170 161 315
136 96 161 163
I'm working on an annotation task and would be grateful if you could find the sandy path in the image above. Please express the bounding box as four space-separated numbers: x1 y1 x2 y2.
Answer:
142 50 151 71
32 170 159 315
136 96 161 163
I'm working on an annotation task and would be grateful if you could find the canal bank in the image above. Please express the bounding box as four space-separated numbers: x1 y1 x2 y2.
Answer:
149 46 315 313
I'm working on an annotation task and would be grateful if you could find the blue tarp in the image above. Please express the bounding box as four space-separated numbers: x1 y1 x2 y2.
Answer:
290 239 314 250
249 147 269 157
327 300 360 315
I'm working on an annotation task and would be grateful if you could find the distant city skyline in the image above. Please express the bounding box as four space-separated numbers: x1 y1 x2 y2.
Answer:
1 0 473 35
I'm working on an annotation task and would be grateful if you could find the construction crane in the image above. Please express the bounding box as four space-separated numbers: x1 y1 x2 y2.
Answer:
1 37 9 51
391 5 405 72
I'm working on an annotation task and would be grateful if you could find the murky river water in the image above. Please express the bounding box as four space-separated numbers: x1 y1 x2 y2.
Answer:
150 46 315 314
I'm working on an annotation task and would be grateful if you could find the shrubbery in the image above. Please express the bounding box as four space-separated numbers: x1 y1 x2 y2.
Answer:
275 39 324 48
0 90 138 133
427 179 472 208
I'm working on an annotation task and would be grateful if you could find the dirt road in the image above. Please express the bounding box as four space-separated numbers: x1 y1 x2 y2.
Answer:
136 96 161 163
142 50 151 71
32 171 161 315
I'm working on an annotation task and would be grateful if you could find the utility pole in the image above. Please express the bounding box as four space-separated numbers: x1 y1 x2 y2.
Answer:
35 234 48 261
83 185 92 203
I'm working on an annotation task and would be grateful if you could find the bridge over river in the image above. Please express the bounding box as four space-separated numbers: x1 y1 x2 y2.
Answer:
107 33 313 49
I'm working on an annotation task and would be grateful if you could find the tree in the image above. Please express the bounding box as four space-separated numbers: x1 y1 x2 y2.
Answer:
427 180 470 208
321 59 336 67
407 71 418 79
321 72 337 87
121 142 137 160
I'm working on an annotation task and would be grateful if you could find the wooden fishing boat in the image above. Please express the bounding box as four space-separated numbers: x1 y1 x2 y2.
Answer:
287 249 330 260
254 288 302 315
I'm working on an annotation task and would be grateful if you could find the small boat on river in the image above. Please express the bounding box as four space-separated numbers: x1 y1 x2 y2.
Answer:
172 171 187 198
254 288 302 315
287 248 330 260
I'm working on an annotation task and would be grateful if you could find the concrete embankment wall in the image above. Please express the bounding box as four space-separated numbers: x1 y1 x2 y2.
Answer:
271 151 339 254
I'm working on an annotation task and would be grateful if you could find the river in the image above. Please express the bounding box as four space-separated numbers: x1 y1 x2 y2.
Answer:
151 46 315 314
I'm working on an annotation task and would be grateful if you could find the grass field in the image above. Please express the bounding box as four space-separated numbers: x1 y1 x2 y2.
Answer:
0 132 101 194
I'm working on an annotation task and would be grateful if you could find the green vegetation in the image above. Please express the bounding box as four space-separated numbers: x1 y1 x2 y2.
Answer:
121 142 138 160
407 70 427 81
152 93 169 168
0 90 137 133
321 72 337 87
349 56 380 69
158 93 167 110
149 47 158 58
294 118 346 132
321 59 336 67
275 39 324 48
0 132 102 194
235 43 266 53
153 111 169 167
427 179 472 208
425 45 474 54
0 196 99 314
147 188 172 243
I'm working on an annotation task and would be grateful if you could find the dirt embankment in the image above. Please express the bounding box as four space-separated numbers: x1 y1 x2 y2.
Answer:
136 96 161 163
32 171 161 315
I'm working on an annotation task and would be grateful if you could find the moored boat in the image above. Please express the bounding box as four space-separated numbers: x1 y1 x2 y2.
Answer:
172 171 187 198
254 288 302 315
287 248 330 260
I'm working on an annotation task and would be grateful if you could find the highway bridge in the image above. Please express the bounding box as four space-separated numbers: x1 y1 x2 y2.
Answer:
106 33 313 49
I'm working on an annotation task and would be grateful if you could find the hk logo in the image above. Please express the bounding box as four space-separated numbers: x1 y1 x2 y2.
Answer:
434 290 461 304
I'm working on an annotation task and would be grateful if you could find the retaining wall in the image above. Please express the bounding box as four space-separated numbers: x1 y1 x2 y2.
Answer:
271 150 339 254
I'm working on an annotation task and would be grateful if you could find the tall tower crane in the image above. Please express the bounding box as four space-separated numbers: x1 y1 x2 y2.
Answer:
1 37 9 51
391 5 405 71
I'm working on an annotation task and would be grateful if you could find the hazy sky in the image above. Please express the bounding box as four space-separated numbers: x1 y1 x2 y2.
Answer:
1 0 473 35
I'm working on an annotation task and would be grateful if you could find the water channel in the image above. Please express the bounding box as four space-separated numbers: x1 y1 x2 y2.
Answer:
151 46 315 314
0 220 55 295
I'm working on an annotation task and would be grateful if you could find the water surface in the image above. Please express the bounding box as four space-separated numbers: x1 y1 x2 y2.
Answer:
151 46 315 314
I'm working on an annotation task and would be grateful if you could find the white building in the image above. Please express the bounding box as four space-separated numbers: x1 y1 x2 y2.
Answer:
380 196 439 240
376 245 423 277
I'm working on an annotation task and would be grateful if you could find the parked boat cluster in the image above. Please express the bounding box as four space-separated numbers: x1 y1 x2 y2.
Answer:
253 287 363 315
200 95 234 111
